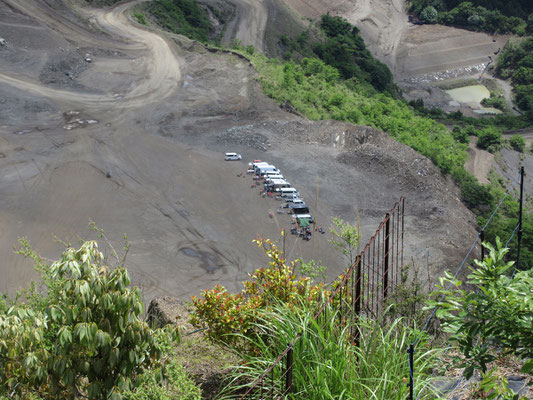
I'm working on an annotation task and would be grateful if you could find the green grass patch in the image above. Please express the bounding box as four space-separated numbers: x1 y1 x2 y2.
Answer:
218 300 441 399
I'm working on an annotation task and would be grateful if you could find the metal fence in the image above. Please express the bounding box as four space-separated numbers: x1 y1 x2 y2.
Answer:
239 197 406 399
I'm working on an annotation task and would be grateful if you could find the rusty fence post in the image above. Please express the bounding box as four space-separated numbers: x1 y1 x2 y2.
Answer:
480 230 485 260
285 344 293 395
408 343 414 400
383 213 390 299
517 166 525 270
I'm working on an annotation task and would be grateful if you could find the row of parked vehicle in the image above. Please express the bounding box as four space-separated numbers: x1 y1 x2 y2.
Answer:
247 160 314 225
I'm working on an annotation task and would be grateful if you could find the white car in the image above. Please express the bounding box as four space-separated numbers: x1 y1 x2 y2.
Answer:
225 152 242 161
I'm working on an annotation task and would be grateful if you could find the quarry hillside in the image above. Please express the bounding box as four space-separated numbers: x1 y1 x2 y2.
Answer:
1 0 514 302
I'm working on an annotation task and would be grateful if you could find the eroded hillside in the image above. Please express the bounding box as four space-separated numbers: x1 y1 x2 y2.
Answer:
0 0 477 301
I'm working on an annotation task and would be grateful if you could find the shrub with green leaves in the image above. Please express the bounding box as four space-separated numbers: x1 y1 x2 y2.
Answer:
0 241 179 400
190 238 327 346
428 238 533 378
476 126 502 152
509 134 526 152
123 357 200 400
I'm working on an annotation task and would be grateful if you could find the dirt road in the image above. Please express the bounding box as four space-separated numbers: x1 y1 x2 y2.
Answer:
0 0 478 302
0 0 181 107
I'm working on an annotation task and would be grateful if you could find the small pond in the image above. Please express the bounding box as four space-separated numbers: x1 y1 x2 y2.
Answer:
446 85 490 104
446 84 502 114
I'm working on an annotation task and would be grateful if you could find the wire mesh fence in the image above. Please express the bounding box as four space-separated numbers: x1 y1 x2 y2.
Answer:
238 198 406 399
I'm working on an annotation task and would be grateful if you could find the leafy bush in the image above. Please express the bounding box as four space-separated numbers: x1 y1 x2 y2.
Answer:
476 126 502 152
0 241 180 400
190 238 327 346
451 126 471 144
132 12 147 26
420 6 438 23
480 95 506 111
428 239 533 378
509 134 526 152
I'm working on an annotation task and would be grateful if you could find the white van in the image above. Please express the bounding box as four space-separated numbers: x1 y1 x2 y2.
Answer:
265 179 290 192
258 166 280 177
280 188 299 198
252 162 269 172
255 164 274 173
271 180 291 192
284 193 301 202
264 174 284 183
225 152 242 161
264 171 284 179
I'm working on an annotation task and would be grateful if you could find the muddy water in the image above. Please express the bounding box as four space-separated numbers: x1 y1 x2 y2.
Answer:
446 85 489 104
446 84 502 114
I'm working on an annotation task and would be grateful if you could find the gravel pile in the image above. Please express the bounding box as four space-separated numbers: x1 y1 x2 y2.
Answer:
217 124 270 151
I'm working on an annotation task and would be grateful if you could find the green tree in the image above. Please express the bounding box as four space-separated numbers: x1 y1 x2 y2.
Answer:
452 126 470 144
0 241 174 399
329 217 360 267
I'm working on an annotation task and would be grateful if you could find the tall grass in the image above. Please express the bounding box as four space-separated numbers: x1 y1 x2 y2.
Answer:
217 300 442 400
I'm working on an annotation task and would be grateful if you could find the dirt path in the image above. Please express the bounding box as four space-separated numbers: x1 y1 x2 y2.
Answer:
464 138 494 184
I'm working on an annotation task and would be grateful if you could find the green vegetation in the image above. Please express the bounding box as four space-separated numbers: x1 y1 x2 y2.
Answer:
277 15 397 94
132 11 147 26
509 133 526 151
429 239 533 379
191 224 440 400
409 0 533 35
476 126 502 152
217 301 441 400
480 93 507 111
190 238 327 346
144 0 212 43
247 53 468 175
313 15 396 94
496 38 533 122
124 358 200 400
0 240 193 400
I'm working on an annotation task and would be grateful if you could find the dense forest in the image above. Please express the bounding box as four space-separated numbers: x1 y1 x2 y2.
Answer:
409 0 533 35
496 37 533 121
278 15 397 95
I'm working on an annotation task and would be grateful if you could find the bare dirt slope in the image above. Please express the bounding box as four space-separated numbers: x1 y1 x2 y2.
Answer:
280 0 505 82
0 0 477 302
465 138 494 185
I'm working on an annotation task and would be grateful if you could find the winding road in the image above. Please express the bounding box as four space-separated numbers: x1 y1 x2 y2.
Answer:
0 0 181 108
